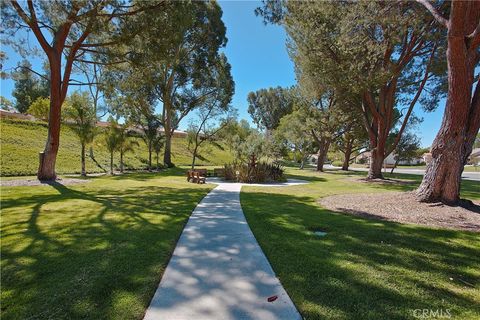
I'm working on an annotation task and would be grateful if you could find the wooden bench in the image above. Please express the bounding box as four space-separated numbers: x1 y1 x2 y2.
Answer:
187 170 206 184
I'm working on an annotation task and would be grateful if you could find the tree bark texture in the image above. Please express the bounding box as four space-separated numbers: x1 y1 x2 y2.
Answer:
316 139 330 172
120 151 124 173
110 152 114 175
341 139 353 171
416 0 480 204
38 56 63 180
81 143 86 176
148 141 152 171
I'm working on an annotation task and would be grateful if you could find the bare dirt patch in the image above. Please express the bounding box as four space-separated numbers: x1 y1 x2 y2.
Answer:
1 178 90 187
319 192 480 232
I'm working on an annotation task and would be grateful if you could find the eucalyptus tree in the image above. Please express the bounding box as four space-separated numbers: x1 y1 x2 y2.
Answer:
258 0 446 179
218 119 254 156
106 0 230 168
414 0 480 204
275 110 315 169
11 60 49 113
334 116 369 171
186 54 235 169
247 86 294 131
64 91 97 176
2 0 165 180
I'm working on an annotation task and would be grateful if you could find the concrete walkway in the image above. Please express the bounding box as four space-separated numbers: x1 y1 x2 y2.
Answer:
143 179 306 320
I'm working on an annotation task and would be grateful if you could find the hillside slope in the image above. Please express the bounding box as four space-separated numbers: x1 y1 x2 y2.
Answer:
0 119 233 176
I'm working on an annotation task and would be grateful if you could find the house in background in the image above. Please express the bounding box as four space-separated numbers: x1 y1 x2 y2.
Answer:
354 151 424 167
469 148 480 165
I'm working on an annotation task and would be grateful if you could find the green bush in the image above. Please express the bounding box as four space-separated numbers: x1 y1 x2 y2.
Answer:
332 160 343 167
224 161 285 183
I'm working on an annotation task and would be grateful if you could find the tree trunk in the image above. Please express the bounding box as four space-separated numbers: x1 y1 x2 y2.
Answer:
300 156 305 170
81 143 86 176
120 151 124 173
390 158 399 174
156 153 159 170
342 139 353 171
416 3 480 204
110 152 114 175
163 106 174 168
368 148 384 179
191 145 199 169
148 142 152 171
316 139 330 172
37 56 62 181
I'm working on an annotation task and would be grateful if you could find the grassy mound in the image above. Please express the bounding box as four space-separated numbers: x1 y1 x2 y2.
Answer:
0 119 233 176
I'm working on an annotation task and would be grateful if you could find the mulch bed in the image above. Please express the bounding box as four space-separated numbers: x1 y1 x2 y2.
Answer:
1 178 90 187
319 192 480 232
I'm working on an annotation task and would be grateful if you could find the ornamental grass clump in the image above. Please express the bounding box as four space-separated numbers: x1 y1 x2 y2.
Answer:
224 155 285 183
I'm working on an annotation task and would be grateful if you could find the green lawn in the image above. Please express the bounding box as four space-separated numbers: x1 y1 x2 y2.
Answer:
349 163 479 172
0 118 233 176
0 169 213 320
241 168 480 320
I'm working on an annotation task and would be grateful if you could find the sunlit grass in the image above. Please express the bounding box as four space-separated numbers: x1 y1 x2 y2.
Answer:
241 168 480 319
0 119 233 176
0 168 213 320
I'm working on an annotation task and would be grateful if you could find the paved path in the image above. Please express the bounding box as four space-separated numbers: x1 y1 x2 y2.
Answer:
144 179 306 320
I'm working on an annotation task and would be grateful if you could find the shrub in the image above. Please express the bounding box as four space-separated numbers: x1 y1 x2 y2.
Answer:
224 161 285 183
27 97 50 120
332 160 343 167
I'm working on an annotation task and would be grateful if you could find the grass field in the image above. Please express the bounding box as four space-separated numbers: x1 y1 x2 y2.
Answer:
2 162 479 319
241 168 480 320
349 163 479 172
0 119 233 176
0 169 213 320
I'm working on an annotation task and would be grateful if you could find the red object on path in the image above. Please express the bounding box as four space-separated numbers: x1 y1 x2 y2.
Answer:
267 295 278 302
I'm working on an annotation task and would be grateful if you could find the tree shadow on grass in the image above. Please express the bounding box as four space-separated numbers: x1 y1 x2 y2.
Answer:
332 170 479 201
1 181 210 320
285 173 327 183
104 167 187 181
240 190 480 320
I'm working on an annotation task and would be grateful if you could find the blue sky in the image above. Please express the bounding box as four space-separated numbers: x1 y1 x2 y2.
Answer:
0 0 444 147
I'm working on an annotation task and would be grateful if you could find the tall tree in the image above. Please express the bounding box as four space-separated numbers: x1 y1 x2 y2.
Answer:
187 103 234 169
247 86 294 131
334 117 369 171
415 0 480 204
64 91 97 176
186 54 235 169
11 60 48 113
2 0 165 180
105 1 229 168
257 0 445 179
275 110 315 169
218 119 254 156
